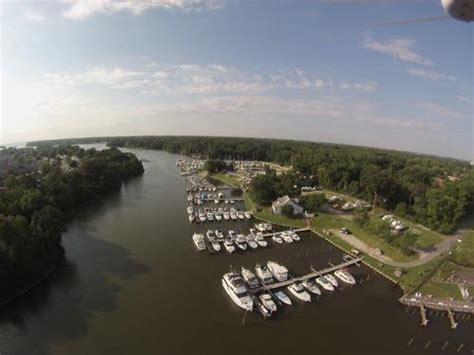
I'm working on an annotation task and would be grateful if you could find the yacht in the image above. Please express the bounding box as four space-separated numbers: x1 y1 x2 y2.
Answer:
274 290 292 306
264 223 273 232
259 293 277 313
255 234 268 247
224 200 229 204
206 230 216 241
302 279 322 295
253 296 271 318
223 211 230 220
287 283 311 302
192 233 207 251
235 235 248 251
215 229 224 239
218 207 224 214
244 211 252 219
255 264 274 284
228 230 237 239
230 211 238 220
238 211 245 220
315 276 335 292
187 206 194 215
222 271 253 311
267 261 288 282
198 211 207 222
246 235 258 249
223 239 235 253
289 230 301 242
325 274 339 288
281 232 293 243
334 269 356 285
214 199 219 204
272 233 284 244
249 228 256 235
230 200 235 204
188 214 195 223
187 194 193 202
241 267 260 289
211 240 221 252
255 223 266 232
207 212 214 222
215 213 222 221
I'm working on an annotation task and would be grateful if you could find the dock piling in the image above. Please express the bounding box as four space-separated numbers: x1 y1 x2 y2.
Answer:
420 303 429 326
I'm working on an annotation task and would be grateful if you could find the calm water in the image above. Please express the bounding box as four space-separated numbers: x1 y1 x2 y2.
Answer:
1 149 473 355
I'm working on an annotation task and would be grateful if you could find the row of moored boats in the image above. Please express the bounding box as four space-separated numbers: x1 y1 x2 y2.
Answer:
187 206 252 223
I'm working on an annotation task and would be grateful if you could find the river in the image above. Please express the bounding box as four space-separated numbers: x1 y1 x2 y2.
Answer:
0 148 472 355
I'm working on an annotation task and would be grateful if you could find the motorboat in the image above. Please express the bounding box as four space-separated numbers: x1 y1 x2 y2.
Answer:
272 233 284 244
253 296 271 319
334 269 356 285
241 267 260 289
289 230 301 242
246 235 258 249
255 223 266 232
222 271 253 311
188 214 195 223
187 194 193 202
215 229 224 239
223 211 230 220
206 230 216 241
287 283 311 302
228 230 237 239
274 290 292 306
267 261 288 282
325 274 339 288
211 240 221 252
230 200 235 204
224 239 235 253
315 276 335 292
255 234 268 247
187 206 194 214
235 235 248 251
214 199 219 204
192 233 207 251
259 293 277 313
249 228 256 235
255 264 274 284
281 232 293 243
244 211 252 219
230 211 238 220
215 213 222 221
302 279 322 295
238 211 245 220
207 212 214 221
264 223 273 231
198 211 206 222
224 200 229 204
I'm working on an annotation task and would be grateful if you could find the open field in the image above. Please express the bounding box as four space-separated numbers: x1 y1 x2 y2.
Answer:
450 230 474 268
210 173 241 188
419 281 463 301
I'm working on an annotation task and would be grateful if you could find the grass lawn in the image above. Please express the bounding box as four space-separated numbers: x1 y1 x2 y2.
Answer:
419 281 463 301
310 212 417 262
243 192 256 211
255 210 307 228
211 173 241 188
450 230 474 268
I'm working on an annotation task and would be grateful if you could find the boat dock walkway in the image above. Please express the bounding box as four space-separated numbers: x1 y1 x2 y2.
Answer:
198 197 245 202
252 257 363 292
260 228 311 239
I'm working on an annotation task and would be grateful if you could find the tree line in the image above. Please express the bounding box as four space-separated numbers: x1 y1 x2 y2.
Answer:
0 145 144 303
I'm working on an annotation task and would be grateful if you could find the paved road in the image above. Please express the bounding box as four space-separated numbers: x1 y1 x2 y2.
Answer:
329 228 468 268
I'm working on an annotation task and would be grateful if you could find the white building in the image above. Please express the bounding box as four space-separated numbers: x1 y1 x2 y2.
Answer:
272 195 304 215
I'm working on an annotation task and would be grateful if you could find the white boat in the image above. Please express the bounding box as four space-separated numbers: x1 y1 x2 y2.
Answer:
267 261 288 282
253 296 271 318
264 223 273 231
244 212 252 219
215 229 224 239
287 283 311 302
230 200 235 204
223 211 230 220
255 234 268 247
255 264 274 284
230 212 238 220
272 233 284 244
187 194 193 202
238 212 245 220
325 274 339 288
246 235 258 249
249 228 256 235
215 213 222 221
187 206 194 214
224 239 235 253
241 267 260 289
259 293 277 313
207 212 214 221
228 230 236 239
235 235 248 250
188 214 195 223
289 230 301 242
316 276 334 291
211 241 221 252
302 279 321 295
222 272 253 311
334 269 356 285
281 232 293 243
192 233 207 251
214 199 219 204
206 230 216 241
198 212 206 222
274 290 292 305
224 200 229 204
255 223 266 232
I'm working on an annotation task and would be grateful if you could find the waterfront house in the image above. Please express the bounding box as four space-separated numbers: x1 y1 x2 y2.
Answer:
272 195 304 215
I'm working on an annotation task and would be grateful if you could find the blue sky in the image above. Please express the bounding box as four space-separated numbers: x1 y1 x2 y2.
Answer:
0 0 472 159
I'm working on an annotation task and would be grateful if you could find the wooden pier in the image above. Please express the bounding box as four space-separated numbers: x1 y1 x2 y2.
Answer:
260 228 311 239
419 303 429 326
252 257 363 292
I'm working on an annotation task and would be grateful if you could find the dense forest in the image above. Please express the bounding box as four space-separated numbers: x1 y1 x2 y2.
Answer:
28 136 474 233
0 145 144 303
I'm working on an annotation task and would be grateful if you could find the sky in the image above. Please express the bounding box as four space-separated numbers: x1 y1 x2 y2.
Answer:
0 0 472 160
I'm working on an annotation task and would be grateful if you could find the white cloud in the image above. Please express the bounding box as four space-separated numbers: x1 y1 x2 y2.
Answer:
416 101 465 120
363 36 433 66
406 68 456 82
62 0 224 19
23 10 46 23
457 96 471 104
